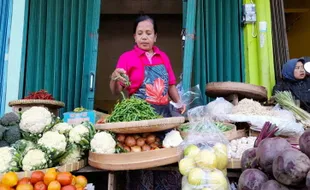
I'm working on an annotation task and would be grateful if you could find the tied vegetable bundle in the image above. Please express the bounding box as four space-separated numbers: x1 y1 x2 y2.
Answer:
106 93 160 123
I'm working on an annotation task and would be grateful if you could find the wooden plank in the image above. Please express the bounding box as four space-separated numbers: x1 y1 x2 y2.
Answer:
108 172 116 190
284 0 310 13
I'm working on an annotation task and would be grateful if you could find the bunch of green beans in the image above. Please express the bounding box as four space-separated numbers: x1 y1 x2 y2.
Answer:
106 94 160 123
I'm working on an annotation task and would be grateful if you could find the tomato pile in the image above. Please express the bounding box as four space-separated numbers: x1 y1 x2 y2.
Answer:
0 168 87 190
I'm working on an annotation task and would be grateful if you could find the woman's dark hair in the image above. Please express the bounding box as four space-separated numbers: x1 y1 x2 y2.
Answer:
133 15 157 34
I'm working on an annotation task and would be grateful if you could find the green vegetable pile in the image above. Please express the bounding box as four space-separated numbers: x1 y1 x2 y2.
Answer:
106 93 160 123
0 112 21 147
179 122 233 133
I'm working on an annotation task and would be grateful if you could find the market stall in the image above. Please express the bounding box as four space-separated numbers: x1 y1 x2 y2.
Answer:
2 82 310 189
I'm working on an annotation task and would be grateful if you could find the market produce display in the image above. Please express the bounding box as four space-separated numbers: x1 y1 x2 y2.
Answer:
0 106 95 174
105 94 160 123
23 89 55 100
0 169 88 190
227 136 256 159
178 122 233 133
90 130 183 154
178 119 230 190
238 130 310 189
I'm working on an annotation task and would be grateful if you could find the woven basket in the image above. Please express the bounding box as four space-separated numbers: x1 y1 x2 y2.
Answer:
9 99 65 116
9 99 65 108
88 148 181 170
206 82 267 101
0 159 86 179
95 117 185 134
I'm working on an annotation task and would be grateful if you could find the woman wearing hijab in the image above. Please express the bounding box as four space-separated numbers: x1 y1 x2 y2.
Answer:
273 58 310 112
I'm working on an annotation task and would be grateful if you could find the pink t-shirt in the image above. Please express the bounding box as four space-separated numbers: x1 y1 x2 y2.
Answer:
116 45 176 95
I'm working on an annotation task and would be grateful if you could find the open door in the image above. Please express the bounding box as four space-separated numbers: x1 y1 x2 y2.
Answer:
21 0 101 113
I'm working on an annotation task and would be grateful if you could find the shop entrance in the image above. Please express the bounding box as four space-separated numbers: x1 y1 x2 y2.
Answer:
94 0 183 113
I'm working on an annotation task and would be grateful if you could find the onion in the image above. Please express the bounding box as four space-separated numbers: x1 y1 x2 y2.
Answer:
142 144 151 151
117 134 126 143
125 136 136 147
142 133 151 138
146 135 156 144
131 146 142 152
123 145 131 152
133 134 141 140
136 138 145 147
150 143 158 149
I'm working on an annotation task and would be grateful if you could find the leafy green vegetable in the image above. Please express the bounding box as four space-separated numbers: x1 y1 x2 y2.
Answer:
179 122 233 133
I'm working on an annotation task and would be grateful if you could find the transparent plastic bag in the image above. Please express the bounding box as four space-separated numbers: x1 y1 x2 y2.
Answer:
178 119 230 190
170 75 204 112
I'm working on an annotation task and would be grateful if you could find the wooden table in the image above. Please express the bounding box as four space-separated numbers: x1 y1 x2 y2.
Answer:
74 164 242 190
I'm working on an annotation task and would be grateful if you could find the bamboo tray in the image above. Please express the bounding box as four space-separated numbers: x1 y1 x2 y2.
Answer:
88 147 181 171
9 99 65 108
0 159 86 179
227 158 241 169
206 82 267 101
95 117 185 134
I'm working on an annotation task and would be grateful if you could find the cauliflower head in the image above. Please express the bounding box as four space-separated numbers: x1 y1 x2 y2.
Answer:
38 131 67 152
22 149 49 171
52 122 73 134
0 147 18 173
163 130 183 148
20 107 52 134
59 144 82 165
91 132 116 154
69 124 89 144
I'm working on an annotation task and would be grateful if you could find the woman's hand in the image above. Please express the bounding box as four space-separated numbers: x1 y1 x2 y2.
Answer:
178 104 186 115
111 68 127 84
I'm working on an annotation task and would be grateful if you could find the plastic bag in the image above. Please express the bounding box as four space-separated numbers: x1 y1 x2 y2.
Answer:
206 98 234 117
178 119 230 190
170 75 204 111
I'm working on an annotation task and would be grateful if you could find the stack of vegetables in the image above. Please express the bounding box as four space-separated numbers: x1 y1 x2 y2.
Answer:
0 168 88 190
238 125 310 189
90 130 183 154
0 106 96 174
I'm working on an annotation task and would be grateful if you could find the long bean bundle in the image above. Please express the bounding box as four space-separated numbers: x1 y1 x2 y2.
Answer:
106 93 160 123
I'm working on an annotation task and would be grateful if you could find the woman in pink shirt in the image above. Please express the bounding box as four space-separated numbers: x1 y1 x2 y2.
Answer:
110 15 184 117
110 15 182 189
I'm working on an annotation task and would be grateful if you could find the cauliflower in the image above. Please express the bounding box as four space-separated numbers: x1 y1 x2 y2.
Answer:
52 122 73 135
91 132 116 154
69 124 89 143
162 130 183 148
12 139 36 168
0 147 19 173
20 107 52 134
22 149 49 171
38 131 67 152
59 144 82 165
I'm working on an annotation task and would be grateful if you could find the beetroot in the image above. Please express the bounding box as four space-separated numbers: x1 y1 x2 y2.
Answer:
273 148 310 186
261 180 289 190
299 129 310 158
256 137 291 174
238 169 268 190
306 170 310 188
241 148 259 171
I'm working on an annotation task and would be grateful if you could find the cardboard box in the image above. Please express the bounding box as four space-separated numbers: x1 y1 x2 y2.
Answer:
63 111 96 125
